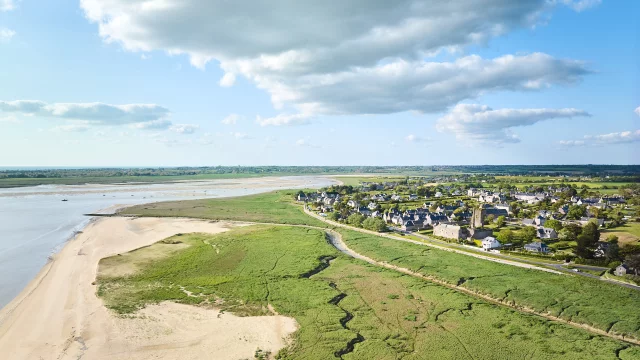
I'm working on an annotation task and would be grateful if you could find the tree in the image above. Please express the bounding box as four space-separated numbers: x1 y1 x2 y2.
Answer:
564 223 583 238
496 229 514 243
520 226 537 243
576 234 594 259
347 213 365 227
625 254 640 275
363 217 387 232
566 205 587 220
495 216 505 228
545 219 563 233
605 237 620 263
485 214 495 225
328 212 340 221
582 222 600 244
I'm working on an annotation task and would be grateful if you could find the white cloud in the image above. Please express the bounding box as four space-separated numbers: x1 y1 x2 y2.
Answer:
405 134 429 142
80 1 590 120
558 140 585 147
256 113 312 126
0 114 19 123
0 100 170 125
221 113 240 125
1 0 16 12
560 130 640 146
0 28 15 42
232 132 249 139
170 123 199 134
436 104 589 143
131 119 172 130
558 0 601 12
635 106 640 117
52 124 91 132
219 73 236 87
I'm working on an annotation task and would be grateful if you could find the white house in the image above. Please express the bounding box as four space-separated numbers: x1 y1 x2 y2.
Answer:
482 237 501 251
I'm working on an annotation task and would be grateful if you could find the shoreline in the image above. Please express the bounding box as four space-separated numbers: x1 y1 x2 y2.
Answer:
0 216 298 359
0 175 339 308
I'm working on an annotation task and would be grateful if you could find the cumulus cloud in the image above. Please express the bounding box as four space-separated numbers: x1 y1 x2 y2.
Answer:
256 113 312 126
436 104 589 143
170 123 199 134
560 130 640 146
80 1 590 119
0 28 15 42
219 73 236 87
221 113 240 125
635 106 640 117
0 100 170 125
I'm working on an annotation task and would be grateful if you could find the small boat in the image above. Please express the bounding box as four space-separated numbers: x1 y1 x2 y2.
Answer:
61 199 68 202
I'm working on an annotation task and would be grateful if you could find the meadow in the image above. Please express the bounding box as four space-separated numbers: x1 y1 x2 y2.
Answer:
120 190 640 342
120 190 327 227
97 225 639 359
339 228 640 340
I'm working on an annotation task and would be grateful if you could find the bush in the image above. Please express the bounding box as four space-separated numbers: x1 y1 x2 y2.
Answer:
363 217 387 232
347 213 365 227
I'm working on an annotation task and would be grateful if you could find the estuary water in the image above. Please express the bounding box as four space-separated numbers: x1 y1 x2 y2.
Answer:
0 176 335 308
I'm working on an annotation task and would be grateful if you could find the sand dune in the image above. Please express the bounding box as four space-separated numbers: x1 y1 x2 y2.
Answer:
0 217 297 359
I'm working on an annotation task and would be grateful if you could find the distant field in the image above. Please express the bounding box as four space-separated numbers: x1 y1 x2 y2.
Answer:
97 225 639 359
120 190 326 227
602 222 640 245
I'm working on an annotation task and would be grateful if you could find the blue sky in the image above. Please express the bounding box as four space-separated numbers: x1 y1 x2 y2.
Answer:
0 0 638 166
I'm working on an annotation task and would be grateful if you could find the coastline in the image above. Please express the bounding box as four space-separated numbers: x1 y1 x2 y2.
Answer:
0 216 298 359
0 175 339 308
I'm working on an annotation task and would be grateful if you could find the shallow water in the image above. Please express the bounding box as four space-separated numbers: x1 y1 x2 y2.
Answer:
0 176 334 307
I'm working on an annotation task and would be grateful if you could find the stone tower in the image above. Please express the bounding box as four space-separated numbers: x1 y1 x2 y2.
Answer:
471 207 484 229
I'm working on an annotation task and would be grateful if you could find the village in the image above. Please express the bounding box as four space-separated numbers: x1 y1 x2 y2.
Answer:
300 177 640 281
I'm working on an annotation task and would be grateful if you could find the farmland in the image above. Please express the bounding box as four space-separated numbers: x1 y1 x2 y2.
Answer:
97 225 639 359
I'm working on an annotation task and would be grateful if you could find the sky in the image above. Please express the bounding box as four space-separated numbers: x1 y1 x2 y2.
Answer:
0 0 638 167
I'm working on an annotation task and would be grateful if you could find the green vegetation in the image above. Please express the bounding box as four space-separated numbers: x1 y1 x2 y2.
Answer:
339 228 640 340
97 225 639 359
120 190 326 227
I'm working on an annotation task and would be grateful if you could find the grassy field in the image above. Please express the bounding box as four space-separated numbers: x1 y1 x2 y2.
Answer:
120 190 640 341
338 228 640 341
602 222 640 245
97 225 639 359
120 190 327 227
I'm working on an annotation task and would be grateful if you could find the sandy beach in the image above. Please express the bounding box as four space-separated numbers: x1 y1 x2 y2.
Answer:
0 217 298 360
